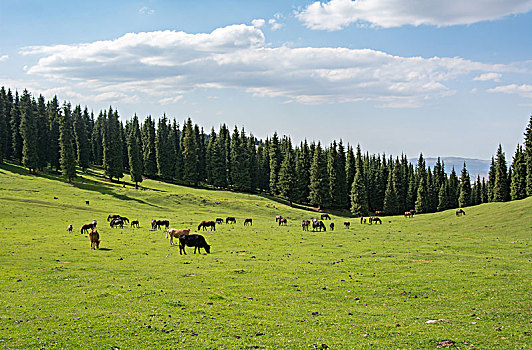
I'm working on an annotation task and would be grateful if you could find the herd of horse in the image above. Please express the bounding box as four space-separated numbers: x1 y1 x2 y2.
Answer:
70 206 468 251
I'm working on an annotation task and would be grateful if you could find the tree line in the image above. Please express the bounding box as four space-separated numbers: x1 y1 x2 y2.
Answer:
1 87 531 216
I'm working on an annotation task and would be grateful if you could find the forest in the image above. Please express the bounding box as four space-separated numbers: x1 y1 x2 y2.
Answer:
0 86 531 216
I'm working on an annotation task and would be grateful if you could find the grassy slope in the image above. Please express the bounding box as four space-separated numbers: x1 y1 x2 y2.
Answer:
0 163 530 349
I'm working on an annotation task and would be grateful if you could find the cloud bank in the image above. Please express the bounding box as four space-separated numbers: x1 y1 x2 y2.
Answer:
21 24 517 107
296 0 532 30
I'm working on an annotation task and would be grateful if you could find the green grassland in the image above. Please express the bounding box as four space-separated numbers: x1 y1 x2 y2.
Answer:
0 163 530 349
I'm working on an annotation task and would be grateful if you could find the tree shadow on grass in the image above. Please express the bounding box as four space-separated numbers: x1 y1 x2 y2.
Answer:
256 193 354 218
98 248 112 251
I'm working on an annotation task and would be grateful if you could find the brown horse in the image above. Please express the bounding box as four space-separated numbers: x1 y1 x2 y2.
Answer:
344 222 350 228
81 222 96 234
216 218 224 224
369 217 382 224
275 215 283 222
107 214 120 222
244 218 253 226
302 220 310 231
321 214 331 220
89 229 100 250
312 220 326 231
226 217 236 224
278 218 287 226
404 211 412 218
456 208 466 216
198 220 216 231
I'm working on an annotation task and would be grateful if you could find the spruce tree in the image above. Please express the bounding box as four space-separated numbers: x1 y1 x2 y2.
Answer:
327 142 339 206
103 108 123 181
294 140 311 204
437 181 449 211
278 148 296 204
248 135 258 192
383 166 399 215
492 144 509 202
415 175 428 213
487 157 496 202
269 132 281 195
510 144 527 200
350 166 369 217
127 115 143 189
20 91 39 172
3 89 14 160
172 120 183 181
10 92 22 162
47 96 61 171
345 144 356 190
73 105 89 171
155 115 174 179
59 103 76 182
523 115 532 196
458 162 471 208
0 88 6 163
196 125 207 183
141 116 157 177
91 112 104 166
405 164 417 210
35 95 49 170
448 167 459 208
182 118 198 185
308 142 329 208
336 140 348 208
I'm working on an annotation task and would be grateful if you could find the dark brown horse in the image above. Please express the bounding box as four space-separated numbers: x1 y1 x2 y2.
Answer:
369 217 382 224
244 218 253 226
81 222 96 234
110 218 124 228
302 220 310 231
216 218 224 224
321 214 331 220
275 215 283 222
151 219 157 230
107 214 120 222
404 211 412 218
120 216 130 224
226 217 236 224
344 222 350 228
312 220 326 231
278 218 287 226
456 209 466 216
131 220 140 228
198 220 216 231
156 220 170 230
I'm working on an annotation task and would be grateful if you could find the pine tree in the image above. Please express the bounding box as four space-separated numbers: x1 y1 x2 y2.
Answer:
269 132 281 195
406 164 416 211
327 142 339 206
260 139 270 192
10 92 22 162
141 116 157 177
523 115 532 196
172 120 183 181
196 125 207 183
59 103 76 182
208 128 227 188
510 144 527 200
345 144 356 190
336 140 348 208
448 167 459 208
0 88 6 163
458 162 471 208
487 157 496 202
47 96 61 171
294 140 310 204
34 95 48 170
437 181 449 211
127 115 143 189
414 154 428 213
492 144 509 202
155 115 174 179
182 118 198 185
248 135 258 192
73 105 89 171
278 148 296 204
383 166 399 215
103 107 123 181
20 91 39 172
3 89 14 160
308 142 329 208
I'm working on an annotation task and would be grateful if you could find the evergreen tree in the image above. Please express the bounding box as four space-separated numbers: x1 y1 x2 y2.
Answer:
47 96 61 171
308 142 329 208
91 112 104 166
0 88 6 163
208 128 227 188
127 115 143 188
59 103 76 182
437 181 449 211
336 140 348 208
487 157 496 202
195 125 207 183
510 144 527 200
248 135 259 192
458 162 471 208
350 166 369 216
426 167 437 212
35 95 49 170
405 164 417 210
72 105 90 171
141 116 157 177
481 178 488 203
172 120 183 181
182 118 198 185
278 148 296 203
269 132 281 195
260 139 270 192
20 90 39 172
327 142 339 206
524 115 532 196
448 167 459 208
345 144 356 190
155 115 174 179
294 140 310 204
10 92 22 162
103 107 123 181
415 175 428 213
383 166 399 215
492 144 509 202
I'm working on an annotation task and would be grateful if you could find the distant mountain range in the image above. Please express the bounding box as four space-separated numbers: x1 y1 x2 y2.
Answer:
409 157 491 180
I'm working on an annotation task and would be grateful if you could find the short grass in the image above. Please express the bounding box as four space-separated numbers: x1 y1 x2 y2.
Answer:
0 162 530 349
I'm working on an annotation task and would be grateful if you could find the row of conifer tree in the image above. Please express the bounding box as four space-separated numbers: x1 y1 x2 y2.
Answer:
0 87 531 215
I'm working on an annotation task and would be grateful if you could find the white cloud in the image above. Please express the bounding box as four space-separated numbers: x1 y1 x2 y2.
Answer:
159 95 184 104
21 24 519 107
473 72 502 82
296 0 532 30
488 84 532 98
0 55 8 62
269 19 284 31
252 19 265 28
139 6 154 15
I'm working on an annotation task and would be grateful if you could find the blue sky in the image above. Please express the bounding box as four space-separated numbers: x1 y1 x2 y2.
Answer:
1 0 531 159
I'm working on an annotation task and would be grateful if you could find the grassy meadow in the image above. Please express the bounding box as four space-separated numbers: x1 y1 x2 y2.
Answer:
0 162 530 349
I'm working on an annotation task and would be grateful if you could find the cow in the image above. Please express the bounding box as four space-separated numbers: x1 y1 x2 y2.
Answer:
216 218 224 224
329 222 335 231
198 220 216 231
67 224 73 233
166 228 190 245
278 218 287 226
178 234 211 255
81 222 96 234
344 222 350 229
244 218 253 226
131 220 140 228
226 217 236 224
110 218 124 228
321 214 331 220
302 220 310 231
88 229 100 250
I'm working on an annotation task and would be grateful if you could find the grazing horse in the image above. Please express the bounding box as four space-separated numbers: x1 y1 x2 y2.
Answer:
89 229 100 250
312 220 326 231
151 219 157 230
410 209 416 216
369 217 382 224
166 228 190 245
178 234 211 255
85 200 90 205
131 220 140 228
67 224 73 233
216 218 224 224
120 217 130 224
156 220 170 230
226 217 236 224
404 211 412 218
244 218 253 226
198 220 216 231
81 222 96 234
107 214 120 222
92 220 97 228
456 208 466 216
321 214 331 220
278 218 287 226
329 222 335 231
275 215 283 222
302 220 310 231
360 217 364 224
344 222 350 229
110 218 124 228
